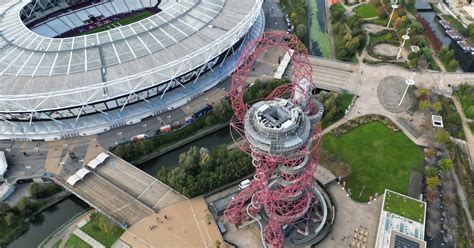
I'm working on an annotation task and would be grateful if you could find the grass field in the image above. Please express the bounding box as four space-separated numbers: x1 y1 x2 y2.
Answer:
323 121 424 202
80 215 124 247
383 190 425 224
369 31 399 46
308 0 330 57
64 235 91 248
52 239 62 248
353 3 378 19
82 10 154 35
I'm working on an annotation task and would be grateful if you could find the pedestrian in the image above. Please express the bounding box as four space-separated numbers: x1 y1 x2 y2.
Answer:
23 151 28 156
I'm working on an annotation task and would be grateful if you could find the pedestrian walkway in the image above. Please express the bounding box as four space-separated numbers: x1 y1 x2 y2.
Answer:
453 97 474 170
73 229 105 248
450 171 474 232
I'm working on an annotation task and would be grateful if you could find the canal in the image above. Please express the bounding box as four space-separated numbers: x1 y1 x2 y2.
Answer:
8 197 89 248
9 127 234 247
137 126 234 176
307 0 330 57
418 11 452 46
418 8 472 71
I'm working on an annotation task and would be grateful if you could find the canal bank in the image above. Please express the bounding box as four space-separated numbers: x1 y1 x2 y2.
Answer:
418 4 473 71
8 126 234 247
138 126 234 176
130 122 229 166
7 196 89 248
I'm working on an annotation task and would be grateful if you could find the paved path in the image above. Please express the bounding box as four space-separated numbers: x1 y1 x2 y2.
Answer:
73 229 105 248
42 211 92 248
450 171 474 232
318 183 383 248
452 97 474 170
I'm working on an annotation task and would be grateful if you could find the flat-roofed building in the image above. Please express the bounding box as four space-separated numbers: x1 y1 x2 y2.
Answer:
375 189 427 248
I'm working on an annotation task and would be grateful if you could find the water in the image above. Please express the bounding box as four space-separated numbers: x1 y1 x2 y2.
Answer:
9 128 233 247
137 127 234 176
7 196 89 248
418 11 452 46
308 0 330 57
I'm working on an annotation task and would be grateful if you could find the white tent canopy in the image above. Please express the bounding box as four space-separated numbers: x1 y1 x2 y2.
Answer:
66 175 81 186
86 152 110 170
76 168 90 179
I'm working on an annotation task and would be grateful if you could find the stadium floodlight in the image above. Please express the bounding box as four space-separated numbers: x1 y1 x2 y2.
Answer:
397 28 411 60
399 73 416 106
387 1 399 28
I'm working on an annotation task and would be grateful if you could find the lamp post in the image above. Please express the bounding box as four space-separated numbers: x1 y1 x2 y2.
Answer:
397 28 411 60
387 1 399 28
399 75 416 106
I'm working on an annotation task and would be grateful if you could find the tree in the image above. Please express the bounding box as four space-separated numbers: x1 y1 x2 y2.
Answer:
438 158 454 173
290 12 299 26
432 101 442 113
0 203 11 216
28 182 41 198
446 59 458 72
410 21 424 34
418 88 429 98
4 212 18 226
96 213 115 235
426 176 441 189
330 4 345 23
296 24 307 40
419 100 431 111
425 167 438 177
16 197 33 215
435 130 450 144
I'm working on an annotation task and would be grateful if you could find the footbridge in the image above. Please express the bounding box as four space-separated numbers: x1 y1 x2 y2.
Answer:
287 56 360 93
56 152 186 227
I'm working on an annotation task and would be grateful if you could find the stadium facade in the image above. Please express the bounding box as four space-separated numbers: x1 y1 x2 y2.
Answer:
0 0 264 140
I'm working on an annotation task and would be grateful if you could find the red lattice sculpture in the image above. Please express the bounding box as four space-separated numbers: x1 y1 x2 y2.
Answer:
224 32 323 248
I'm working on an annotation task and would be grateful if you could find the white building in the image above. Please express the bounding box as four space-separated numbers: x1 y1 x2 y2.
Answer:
0 183 15 202
0 151 8 179
375 189 427 248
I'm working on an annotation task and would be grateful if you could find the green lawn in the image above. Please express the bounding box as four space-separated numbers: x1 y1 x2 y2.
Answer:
456 85 474 120
64 235 91 248
323 121 424 202
52 239 62 248
81 10 154 35
383 190 425 224
308 0 330 57
353 3 378 19
80 215 124 247
470 122 474 133
369 31 399 46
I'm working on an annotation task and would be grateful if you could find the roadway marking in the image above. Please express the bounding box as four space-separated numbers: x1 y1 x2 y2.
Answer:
137 181 155 200
112 203 131 213
152 190 171 209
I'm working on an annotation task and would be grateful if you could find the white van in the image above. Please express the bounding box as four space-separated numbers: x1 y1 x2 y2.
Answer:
239 179 251 190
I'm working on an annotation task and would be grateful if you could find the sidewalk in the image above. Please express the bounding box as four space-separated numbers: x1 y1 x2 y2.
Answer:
450 171 474 232
41 210 92 248
73 229 105 248
452 97 474 171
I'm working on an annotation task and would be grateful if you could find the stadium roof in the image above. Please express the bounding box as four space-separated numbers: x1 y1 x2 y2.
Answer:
0 0 262 112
